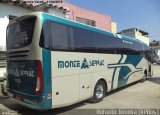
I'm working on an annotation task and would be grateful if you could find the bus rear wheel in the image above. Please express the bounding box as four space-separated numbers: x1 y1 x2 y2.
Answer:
89 80 106 103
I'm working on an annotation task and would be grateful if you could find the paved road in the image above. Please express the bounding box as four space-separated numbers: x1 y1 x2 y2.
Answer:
0 64 160 115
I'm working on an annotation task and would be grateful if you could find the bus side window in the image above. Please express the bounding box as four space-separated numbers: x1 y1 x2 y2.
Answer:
50 22 69 51
40 20 69 51
39 20 51 50
69 27 96 53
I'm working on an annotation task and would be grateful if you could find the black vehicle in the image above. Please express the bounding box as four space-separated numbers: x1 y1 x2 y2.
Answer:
156 58 160 65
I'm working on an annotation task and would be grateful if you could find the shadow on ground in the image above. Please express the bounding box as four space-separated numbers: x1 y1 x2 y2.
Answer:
148 77 160 85
0 97 87 115
0 80 144 115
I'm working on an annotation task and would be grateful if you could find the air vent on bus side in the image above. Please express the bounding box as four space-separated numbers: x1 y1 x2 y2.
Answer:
7 50 29 58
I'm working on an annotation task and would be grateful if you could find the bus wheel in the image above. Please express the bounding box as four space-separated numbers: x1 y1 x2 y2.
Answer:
89 80 106 103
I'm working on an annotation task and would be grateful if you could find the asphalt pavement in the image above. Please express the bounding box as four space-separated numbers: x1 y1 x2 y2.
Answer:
0 64 160 115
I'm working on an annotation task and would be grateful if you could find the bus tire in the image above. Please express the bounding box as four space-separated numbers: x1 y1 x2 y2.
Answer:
89 80 106 103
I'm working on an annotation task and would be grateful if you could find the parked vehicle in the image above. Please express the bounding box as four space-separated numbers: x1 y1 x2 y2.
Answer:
6 12 152 110
152 57 158 63
156 58 160 65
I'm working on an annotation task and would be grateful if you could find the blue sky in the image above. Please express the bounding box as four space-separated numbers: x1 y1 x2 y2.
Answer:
66 0 160 41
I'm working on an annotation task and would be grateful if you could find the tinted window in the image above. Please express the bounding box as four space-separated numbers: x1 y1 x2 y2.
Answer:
69 27 96 52
40 20 69 51
95 33 122 54
69 26 123 54
51 22 68 51
39 21 51 50
7 16 36 49
40 20 142 55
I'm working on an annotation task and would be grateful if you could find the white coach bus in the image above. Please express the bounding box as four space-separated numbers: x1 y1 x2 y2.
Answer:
6 12 152 110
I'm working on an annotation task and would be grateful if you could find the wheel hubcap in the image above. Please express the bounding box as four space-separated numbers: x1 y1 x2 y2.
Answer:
96 85 104 99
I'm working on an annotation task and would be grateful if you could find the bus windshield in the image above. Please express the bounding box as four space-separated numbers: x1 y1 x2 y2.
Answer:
7 16 36 49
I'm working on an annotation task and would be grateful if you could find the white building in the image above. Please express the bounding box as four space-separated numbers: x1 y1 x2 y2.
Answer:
118 28 150 45
154 46 160 59
0 2 69 51
150 41 160 59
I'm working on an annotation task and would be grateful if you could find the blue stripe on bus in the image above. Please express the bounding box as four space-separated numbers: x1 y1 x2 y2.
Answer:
108 55 143 89
111 54 123 90
41 49 52 109
118 55 143 87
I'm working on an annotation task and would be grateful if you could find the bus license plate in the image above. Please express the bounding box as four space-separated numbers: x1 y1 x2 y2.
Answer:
15 96 22 101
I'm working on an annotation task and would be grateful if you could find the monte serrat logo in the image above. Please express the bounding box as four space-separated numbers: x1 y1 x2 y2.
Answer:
58 58 104 69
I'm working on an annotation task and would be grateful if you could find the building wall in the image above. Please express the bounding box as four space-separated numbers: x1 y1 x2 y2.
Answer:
0 4 32 49
48 8 67 18
111 22 117 33
65 2 112 31
119 29 150 45
135 32 149 45
0 17 8 50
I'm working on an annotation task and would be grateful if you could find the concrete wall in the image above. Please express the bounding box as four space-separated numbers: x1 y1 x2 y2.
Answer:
0 4 32 18
135 32 149 45
65 2 112 32
0 4 32 48
48 8 67 18
119 29 150 45
0 17 8 49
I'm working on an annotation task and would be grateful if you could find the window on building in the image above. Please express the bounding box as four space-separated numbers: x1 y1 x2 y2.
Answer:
76 17 96 27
